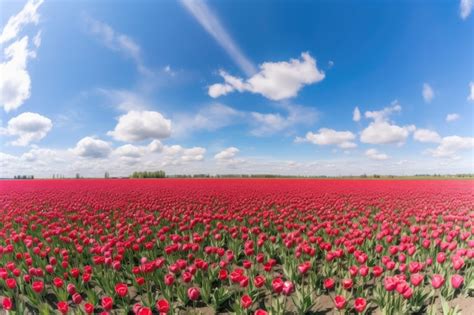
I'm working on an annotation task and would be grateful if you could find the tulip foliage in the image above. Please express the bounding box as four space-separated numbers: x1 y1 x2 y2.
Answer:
0 179 473 314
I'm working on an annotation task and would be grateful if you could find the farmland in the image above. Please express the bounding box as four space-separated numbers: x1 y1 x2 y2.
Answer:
0 179 473 314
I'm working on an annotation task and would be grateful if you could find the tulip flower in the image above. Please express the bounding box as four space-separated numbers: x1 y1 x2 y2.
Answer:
354 297 367 313
241 294 252 309
334 295 346 309
101 296 113 311
115 283 128 298
431 274 445 289
324 278 335 290
451 274 464 289
156 299 170 313
187 287 200 301
2 297 13 310
57 301 69 314
32 281 44 293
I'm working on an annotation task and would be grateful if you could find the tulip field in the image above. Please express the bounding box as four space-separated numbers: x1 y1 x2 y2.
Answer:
0 179 473 315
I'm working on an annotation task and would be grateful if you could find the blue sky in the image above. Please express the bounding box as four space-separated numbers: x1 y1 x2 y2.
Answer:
0 0 473 177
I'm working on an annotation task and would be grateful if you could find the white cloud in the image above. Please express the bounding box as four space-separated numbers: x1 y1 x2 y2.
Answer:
429 136 474 159
0 0 43 44
360 103 415 145
446 113 460 122
147 139 164 153
71 137 112 159
364 103 401 122
4 112 52 146
0 0 43 112
0 37 33 112
179 0 256 76
468 82 474 101
84 16 149 75
161 144 206 163
300 128 357 149
173 103 242 136
365 148 389 161
107 110 172 142
413 129 441 143
250 103 318 136
353 106 361 122
422 83 434 103
208 52 325 101
460 0 474 19
214 147 239 160
114 144 145 158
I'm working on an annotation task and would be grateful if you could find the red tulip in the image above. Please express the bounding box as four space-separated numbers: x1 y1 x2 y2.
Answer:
342 278 353 290
187 287 200 301
164 274 174 286
282 280 295 296
324 278 335 290
354 297 367 313
254 275 265 288
241 294 252 309
101 296 113 311
410 273 424 287
272 278 284 293
334 295 346 309
137 307 153 315
431 274 445 289
156 299 170 313
2 297 13 310
57 301 69 314
115 284 128 298
72 293 83 304
6 278 16 289
451 274 464 289
32 280 44 293
255 310 268 315
84 303 94 314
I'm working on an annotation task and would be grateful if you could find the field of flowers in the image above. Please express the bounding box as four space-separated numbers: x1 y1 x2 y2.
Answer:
0 179 473 315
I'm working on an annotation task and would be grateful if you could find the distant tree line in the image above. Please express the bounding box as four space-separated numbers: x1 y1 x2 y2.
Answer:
14 175 34 179
130 170 166 178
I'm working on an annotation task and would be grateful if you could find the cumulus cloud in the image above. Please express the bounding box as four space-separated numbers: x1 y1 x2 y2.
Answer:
1 0 44 112
3 112 52 146
365 148 389 161
114 144 145 158
162 144 206 163
413 129 441 143
360 102 415 145
429 136 474 159
107 110 172 142
353 106 361 122
0 0 43 44
460 0 473 19
446 113 460 122
214 147 239 160
298 128 357 149
468 82 474 101
208 52 325 101
71 137 112 158
422 83 434 103
84 15 149 75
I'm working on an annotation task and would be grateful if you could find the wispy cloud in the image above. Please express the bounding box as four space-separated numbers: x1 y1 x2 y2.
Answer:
180 0 256 76
460 0 473 20
83 15 151 76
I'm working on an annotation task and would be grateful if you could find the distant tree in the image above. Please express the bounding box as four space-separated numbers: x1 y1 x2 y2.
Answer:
105 171 110 179
130 170 166 178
